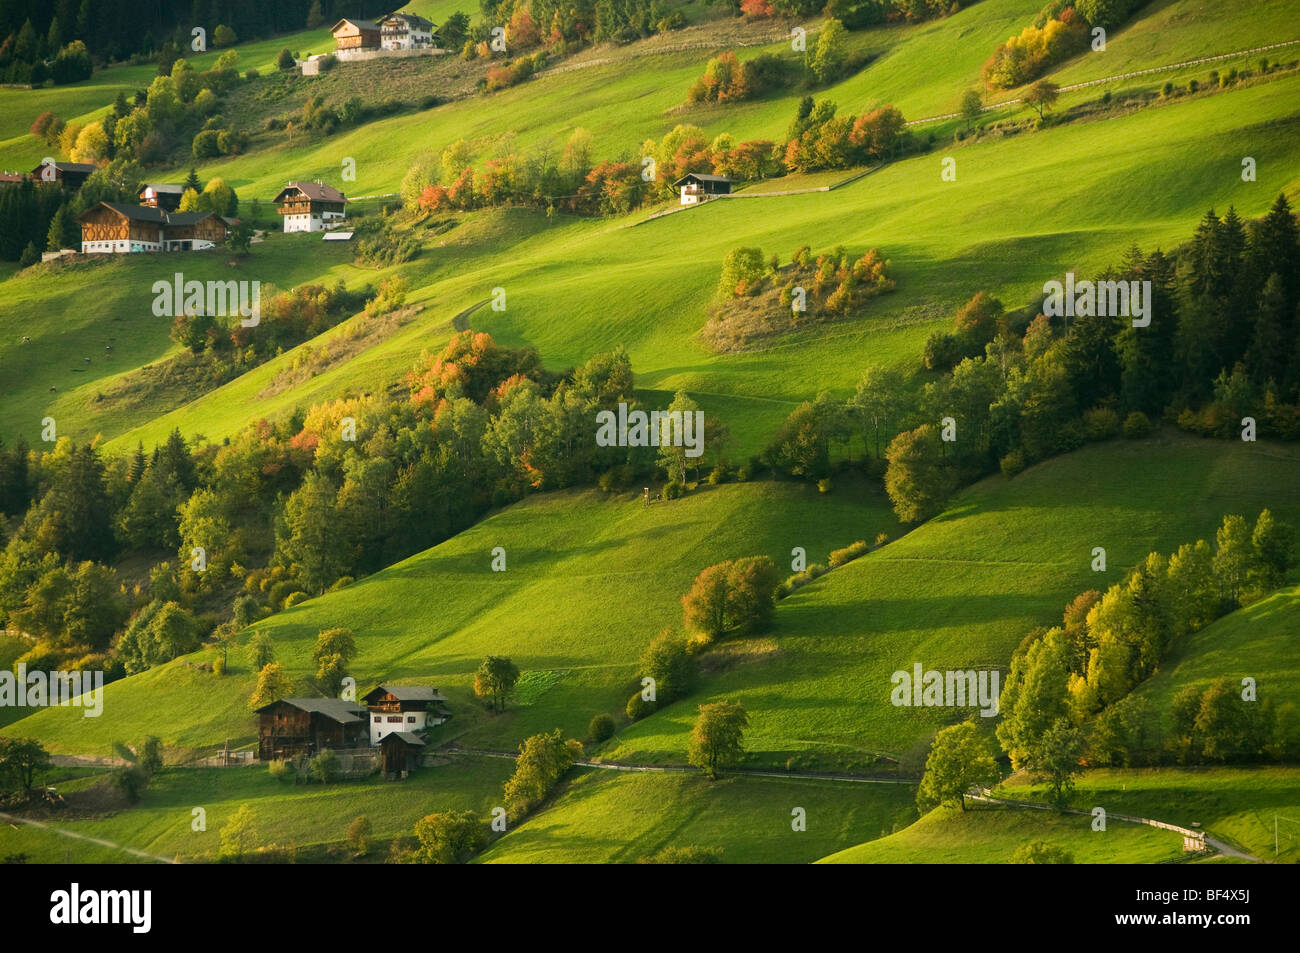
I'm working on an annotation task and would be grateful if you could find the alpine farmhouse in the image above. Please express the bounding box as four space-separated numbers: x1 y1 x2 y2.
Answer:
255 684 451 779
76 202 230 253
274 181 347 233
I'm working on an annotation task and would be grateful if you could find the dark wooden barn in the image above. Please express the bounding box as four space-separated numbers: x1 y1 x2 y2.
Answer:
255 698 368 762
380 731 426 779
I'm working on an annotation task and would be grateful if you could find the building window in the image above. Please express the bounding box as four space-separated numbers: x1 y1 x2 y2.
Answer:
407 716 416 723
373 716 380 723
387 715 402 723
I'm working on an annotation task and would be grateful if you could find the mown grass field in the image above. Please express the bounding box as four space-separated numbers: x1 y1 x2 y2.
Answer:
478 766 919 864
9 476 900 758
817 800 1185 864
1129 584 1300 742
3 71 1296 458
998 767 1300 862
601 433 1300 770
0 755 513 863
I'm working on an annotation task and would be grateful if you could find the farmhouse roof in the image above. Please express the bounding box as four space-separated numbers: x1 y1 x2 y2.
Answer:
330 18 379 33
140 183 185 195
78 202 167 223
255 697 368 723
33 160 98 174
674 173 734 185
166 211 220 226
383 13 434 30
275 181 346 203
364 685 448 703
381 731 427 747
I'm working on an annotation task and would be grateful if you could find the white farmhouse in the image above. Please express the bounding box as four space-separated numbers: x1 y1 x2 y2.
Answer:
363 684 452 746
273 181 347 233
378 12 435 50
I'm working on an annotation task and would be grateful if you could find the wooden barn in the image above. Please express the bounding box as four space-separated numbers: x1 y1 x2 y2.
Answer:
274 181 347 233
380 731 426 779
363 684 451 745
76 202 229 253
255 698 368 762
331 17 380 51
674 172 734 206
30 160 97 189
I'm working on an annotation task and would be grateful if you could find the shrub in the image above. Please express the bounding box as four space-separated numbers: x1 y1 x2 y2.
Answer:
638 845 723 863
1082 407 1119 441
346 815 372 855
1122 411 1152 439
1011 841 1074 864
828 540 869 568
626 691 656 721
276 48 295 71
874 532 890 547
192 129 221 158
817 477 832 493
245 68 259 79
1000 449 1027 477
309 749 339 784
283 591 310 608
212 656 226 676
735 464 751 482
588 713 616 743
318 54 337 72
268 759 290 780
707 462 729 485
662 480 685 500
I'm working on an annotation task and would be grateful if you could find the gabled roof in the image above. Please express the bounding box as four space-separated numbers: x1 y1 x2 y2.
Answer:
33 160 98 175
254 697 367 723
330 18 379 33
165 211 220 226
140 183 186 195
274 181 346 203
380 731 427 747
75 202 226 227
363 684 448 703
77 201 167 224
673 172 734 185
381 13 434 30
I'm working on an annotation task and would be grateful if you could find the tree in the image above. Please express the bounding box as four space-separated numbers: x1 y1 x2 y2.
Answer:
810 18 847 84
688 701 748 779
0 737 51 798
412 810 486 863
588 713 616 743
275 471 345 594
884 425 957 523
346 815 371 855
960 89 983 125
249 662 291 709
851 365 904 459
1212 513 1256 606
1010 842 1074 863
18 242 40 268
213 25 237 47
248 633 274 671
226 220 252 255
277 48 295 71
219 804 256 860
640 630 694 702
45 203 77 252
473 655 520 712
1025 717 1083 805
1251 509 1294 595
1024 80 1060 120
502 729 581 818
313 627 357 697
997 628 1073 769
916 722 1000 812
309 748 339 783
1196 677 1261 762
717 246 767 298
441 12 471 48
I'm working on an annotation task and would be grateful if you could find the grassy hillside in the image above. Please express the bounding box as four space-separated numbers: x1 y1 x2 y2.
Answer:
603 433 1300 770
1130 584 1300 737
3 72 1297 457
8 477 900 758
478 767 918 864
0 755 512 863
818 800 1185 863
